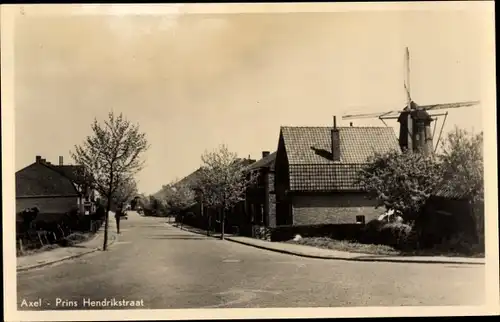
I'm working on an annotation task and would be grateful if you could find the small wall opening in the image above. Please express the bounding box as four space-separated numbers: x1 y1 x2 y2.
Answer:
356 215 365 225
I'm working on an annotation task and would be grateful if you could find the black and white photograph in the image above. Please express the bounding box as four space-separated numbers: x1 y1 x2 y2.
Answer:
2 2 498 321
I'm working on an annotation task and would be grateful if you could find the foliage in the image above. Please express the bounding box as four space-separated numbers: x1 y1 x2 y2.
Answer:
196 145 257 211
72 112 149 198
195 145 257 239
357 150 443 221
133 194 148 209
111 176 138 208
130 196 139 210
71 112 149 250
358 220 415 250
162 182 196 216
438 127 484 248
18 207 40 231
438 127 484 202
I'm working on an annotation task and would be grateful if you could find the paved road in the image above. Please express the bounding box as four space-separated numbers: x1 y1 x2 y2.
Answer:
17 211 485 310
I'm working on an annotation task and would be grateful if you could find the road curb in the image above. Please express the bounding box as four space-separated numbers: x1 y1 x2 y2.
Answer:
224 238 485 266
169 223 227 239
17 232 119 272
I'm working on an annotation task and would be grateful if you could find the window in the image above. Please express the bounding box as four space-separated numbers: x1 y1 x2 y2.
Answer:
356 215 365 225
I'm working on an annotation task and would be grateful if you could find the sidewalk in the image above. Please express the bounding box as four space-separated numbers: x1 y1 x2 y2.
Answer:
17 214 119 272
172 223 485 265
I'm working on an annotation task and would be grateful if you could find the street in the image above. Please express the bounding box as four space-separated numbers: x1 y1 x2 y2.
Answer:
17 211 486 310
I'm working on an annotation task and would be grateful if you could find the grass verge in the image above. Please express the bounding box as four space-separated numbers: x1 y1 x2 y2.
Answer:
287 237 485 258
288 237 401 256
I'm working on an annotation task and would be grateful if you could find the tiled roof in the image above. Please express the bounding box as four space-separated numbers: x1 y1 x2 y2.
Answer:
50 165 85 183
246 151 276 171
281 126 401 192
16 163 80 197
432 182 471 200
281 126 400 165
289 164 366 191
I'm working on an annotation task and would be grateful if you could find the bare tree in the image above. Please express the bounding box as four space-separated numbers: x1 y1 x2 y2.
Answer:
196 145 257 240
71 112 149 250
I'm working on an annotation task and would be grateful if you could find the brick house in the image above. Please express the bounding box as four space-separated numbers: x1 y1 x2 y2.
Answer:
16 155 95 215
274 124 401 227
243 151 277 238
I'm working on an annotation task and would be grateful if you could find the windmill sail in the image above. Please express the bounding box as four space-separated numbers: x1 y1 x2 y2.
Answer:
404 47 411 104
342 110 401 120
342 47 477 158
420 101 480 111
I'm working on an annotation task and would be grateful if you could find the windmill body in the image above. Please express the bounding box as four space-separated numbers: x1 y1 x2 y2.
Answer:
342 48 480 157
397 102 434 155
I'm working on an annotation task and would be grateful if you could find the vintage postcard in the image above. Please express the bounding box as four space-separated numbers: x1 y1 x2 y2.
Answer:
2 2 499 321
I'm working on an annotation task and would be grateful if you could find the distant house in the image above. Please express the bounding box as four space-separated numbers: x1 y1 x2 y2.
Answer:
243 151 277 237
16 155 95 216
274 124 401 227
174 167 205 222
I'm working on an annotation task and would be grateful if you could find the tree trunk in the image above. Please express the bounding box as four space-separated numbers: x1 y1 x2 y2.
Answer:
207 212 211 236
221 209 225 240
103 172 114 251
103 201 110 251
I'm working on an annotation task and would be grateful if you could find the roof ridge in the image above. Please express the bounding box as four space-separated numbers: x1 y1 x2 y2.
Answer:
280 126 395 129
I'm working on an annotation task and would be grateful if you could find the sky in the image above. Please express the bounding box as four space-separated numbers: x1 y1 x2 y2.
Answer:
13 4 493 195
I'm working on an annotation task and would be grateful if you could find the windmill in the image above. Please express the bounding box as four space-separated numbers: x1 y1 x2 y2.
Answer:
342 47 480 156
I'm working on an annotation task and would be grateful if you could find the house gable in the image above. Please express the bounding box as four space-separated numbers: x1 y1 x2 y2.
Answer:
275 130 290 195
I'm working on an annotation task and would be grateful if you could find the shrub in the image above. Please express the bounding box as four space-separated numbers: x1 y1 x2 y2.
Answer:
359 219 384 244
253 226 272 241
359 220 415 250
379 222 415 250
428 232 484 256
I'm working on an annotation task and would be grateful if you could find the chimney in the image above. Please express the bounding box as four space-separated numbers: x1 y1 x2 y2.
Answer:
331 116 340 161
262 151 270 158
35 155 42 163
59 156 63 166
41 158 46 163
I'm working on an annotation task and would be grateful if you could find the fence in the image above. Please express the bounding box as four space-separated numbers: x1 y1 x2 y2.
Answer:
16 214 104 255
